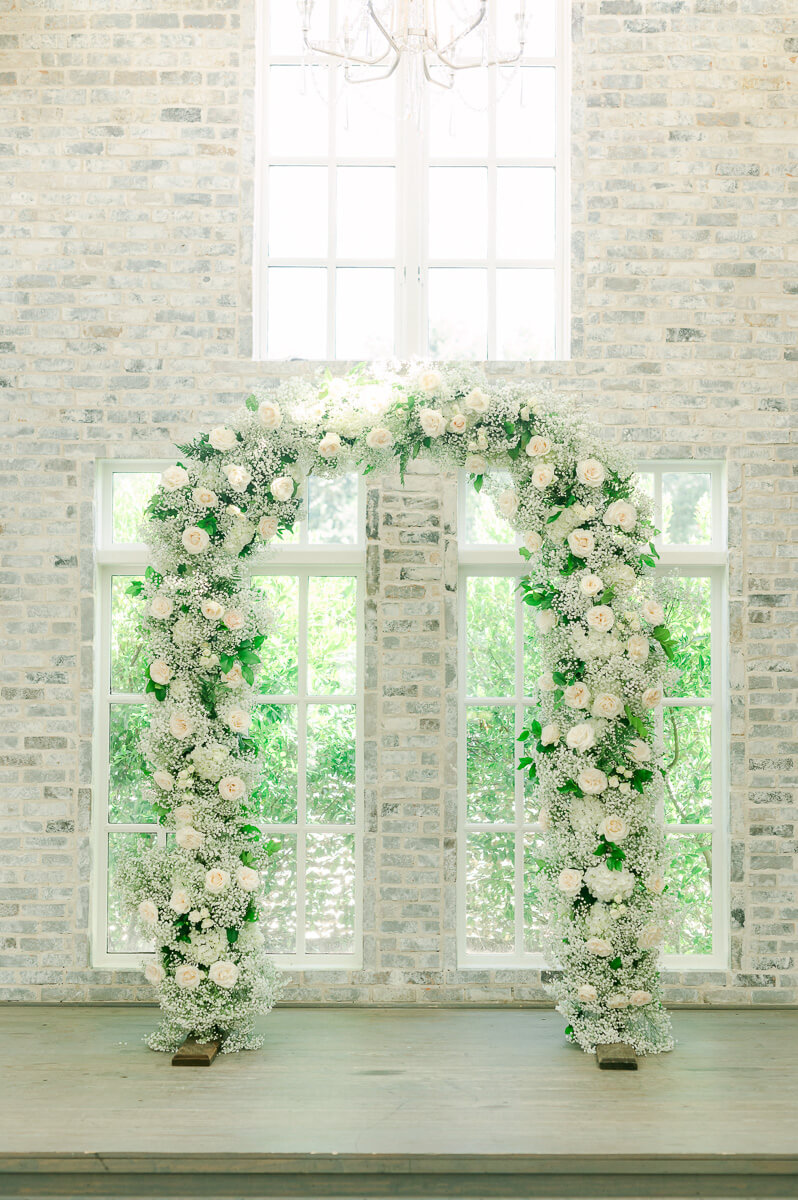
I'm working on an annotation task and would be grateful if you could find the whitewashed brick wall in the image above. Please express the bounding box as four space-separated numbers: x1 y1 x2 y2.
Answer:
0 0 795 1005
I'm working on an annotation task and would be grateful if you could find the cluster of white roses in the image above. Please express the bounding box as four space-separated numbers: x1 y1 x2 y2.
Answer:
120 364 677 1056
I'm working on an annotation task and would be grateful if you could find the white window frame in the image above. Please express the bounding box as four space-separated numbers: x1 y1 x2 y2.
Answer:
456 461 729 971
253 0 571 361
92 460 366 970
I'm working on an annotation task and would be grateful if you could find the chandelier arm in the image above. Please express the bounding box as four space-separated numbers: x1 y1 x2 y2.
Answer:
434 45 525 72
302 34 395 68
436 0 488 57
422 54 455 90
344 53 402 84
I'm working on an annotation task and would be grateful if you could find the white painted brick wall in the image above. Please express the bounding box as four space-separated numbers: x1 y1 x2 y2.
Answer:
0 0 796 1005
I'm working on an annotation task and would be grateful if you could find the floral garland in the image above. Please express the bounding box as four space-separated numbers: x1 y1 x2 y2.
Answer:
119 363 677 1055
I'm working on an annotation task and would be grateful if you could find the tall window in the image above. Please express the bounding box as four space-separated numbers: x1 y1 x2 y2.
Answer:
254 1 569 360
458 463 728 969
93 463 364 968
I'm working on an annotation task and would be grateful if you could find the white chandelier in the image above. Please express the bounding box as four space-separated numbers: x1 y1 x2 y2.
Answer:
299 1 527 94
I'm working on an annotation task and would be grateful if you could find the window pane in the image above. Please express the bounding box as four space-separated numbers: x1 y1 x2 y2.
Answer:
337 167 395 259
268 267 326 359
464 471 514 544
466 706 515 823
107 832 156 953
662 472 713 545
251 575 299 695
523 730 540 823
268 66 329 156
108 705 151 824
335 268 394 359
496 67 556 158
501 0 555 58
428 268 487 359
669 575 711 698
308 474 359 544
428 167 487 259
523 605 542 695
496 168 555 260
663 705 712 825
428 71 488 158
637 471 654 500
308 575 357 694
306 703 356 823
260 833 297 955
268 2 315 54
524 832 545 953
269 166 328 258
665 833 713 956
467 577 514 697
110 576 145 694
336 74 396 156
496 269 556 360
251 704 298 823
465 831 515 953
306 832 356 954
112 473 159 544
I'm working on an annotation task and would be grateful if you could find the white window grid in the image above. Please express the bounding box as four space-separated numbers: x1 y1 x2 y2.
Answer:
456 461 729 971
92 461 366 970
253 0 571 361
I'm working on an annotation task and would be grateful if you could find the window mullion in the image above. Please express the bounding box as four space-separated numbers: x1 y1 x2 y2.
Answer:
296 571 309 959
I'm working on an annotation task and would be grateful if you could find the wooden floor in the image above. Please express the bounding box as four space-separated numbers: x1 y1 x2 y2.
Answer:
1 1006 797 1197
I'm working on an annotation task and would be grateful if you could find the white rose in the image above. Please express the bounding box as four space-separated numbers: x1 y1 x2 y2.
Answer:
419 369 442 394
193 486 217 508
535 609 557 634
209 959 239 989
162 465 189 491
538 807 551 832
567 528 595 558
607 993 629 1009
540 723 560 746
637 923 664 950
531 464 556 490
641 599 665 626
144 961 165 986
642 686 663 709
464 388 490 412
222 608 245 631
630 990 653 1006
173 804 195 827
169 711 194 739
153 769 174 791
464 454 486 474
270 476 294 502
591 692 624 720
208 426 237 452
149 659 172 686
446 412 466 434
138 900 158 925
318 431 342 459
584 863 635 902
225 708 251 734
218 775 247 802
176 826 205 851
221 661 245 688
565 722 596 753
258 514 279 540
223 464 251 493
419 408 446 438
236 866 260 892
628 738 651 763
585 605 615 633
524 531 543 555
257 399 283 429
366 426 394 450
627 634 650 663
205 868 230 895
497 490 519 518
578 767 608 795
525 436 551 457
603 499 638 532
149 595 173 620
576 459 606 488
600 814 629 843
577 983 597 1003
182 526 210 555
175 963 202 990
563 683 591 710
585 937 613 957
579 574 604 598
558 867 583 896
169 887 192 914
646 873 666 894
199 599 223 623
538 671 556 692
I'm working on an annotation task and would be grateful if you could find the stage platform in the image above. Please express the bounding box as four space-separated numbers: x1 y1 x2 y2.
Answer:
1 1006 797 1198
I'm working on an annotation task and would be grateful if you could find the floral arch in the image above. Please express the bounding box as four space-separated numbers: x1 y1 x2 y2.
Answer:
119 365 677 1056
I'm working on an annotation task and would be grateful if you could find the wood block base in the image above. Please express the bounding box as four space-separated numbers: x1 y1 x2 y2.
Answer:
595 1042 638 1070
171 1038 220 1067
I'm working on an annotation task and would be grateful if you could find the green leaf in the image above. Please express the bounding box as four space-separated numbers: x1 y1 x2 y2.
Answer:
624 704 649 738
241 662 255 686
237 648 261 666
531 719 542 739
504 420 516 440
125 579 144 596
609 956 622 970
226 927 239 944
245 394 258 412
220 652 235 673
473 474 483 493
517 729 531 742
